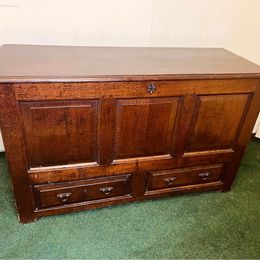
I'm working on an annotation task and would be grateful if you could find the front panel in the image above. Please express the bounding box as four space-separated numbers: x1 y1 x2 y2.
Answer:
6 79 257 223
185 94 251 152
16 81 255 177
114 97 180 159
21 100 98 168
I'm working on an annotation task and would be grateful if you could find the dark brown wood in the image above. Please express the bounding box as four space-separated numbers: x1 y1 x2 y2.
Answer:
147 164 223 191
20 100 98 167
171 94 197 157
0 45 259 223
0 84 36 223
13 79 257 101
144 181 223 198
221 82 260 191
27 150 233 184
114 97 180 159
186 93 252 151
0 45 260 82
98 98 115 165
34 174 131 209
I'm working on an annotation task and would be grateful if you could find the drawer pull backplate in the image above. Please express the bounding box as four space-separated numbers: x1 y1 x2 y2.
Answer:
56 192 72 202
164 177 176 186
99 186 114 195
198 172 210 181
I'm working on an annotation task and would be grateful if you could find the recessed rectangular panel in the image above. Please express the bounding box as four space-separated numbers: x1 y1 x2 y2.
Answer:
21 100 98 167
147 164 223 191
186 94 251 152
34 174 131 209
114 97 180 159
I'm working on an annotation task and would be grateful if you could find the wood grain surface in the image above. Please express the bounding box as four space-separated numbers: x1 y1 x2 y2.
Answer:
0 45 260 82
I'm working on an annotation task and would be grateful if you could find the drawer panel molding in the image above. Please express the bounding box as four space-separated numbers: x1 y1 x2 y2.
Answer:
146 164 223 191
34 174 131 209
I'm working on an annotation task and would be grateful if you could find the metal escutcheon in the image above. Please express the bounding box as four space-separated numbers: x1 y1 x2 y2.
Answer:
147 83 156 94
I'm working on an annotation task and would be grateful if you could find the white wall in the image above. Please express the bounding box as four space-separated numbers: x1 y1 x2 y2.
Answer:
0 0 260 62
0 133 3 152
253 113 260 138
0 0 260 151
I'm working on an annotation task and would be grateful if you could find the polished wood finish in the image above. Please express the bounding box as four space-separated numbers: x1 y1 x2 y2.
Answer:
146 163 223 194
186 94 251 151
114 97 180 159
21 100 98 167
34 174 131 209
1 45 260 82
13 79 258 100
0 84 36 223
0 45 259 223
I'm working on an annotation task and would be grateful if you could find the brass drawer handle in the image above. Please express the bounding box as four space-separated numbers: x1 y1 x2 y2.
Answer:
164 177 176 186
147 83 156 94
99 186 114 195
56 192 72 202
198 172 210 181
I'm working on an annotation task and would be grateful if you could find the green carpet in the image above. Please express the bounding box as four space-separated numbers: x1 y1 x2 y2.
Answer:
0 140 259 259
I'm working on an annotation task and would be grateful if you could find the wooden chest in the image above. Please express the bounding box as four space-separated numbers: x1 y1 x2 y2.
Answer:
0 45 259 223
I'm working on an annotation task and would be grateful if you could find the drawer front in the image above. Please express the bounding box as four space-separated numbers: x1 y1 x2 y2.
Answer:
147 164 223 191
34 174 131 209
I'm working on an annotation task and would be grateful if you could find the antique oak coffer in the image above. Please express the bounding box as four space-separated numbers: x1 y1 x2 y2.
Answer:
0 45 259 223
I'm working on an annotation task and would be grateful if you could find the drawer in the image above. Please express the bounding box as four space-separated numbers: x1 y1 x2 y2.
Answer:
34 174 131 209
147 164 223 191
